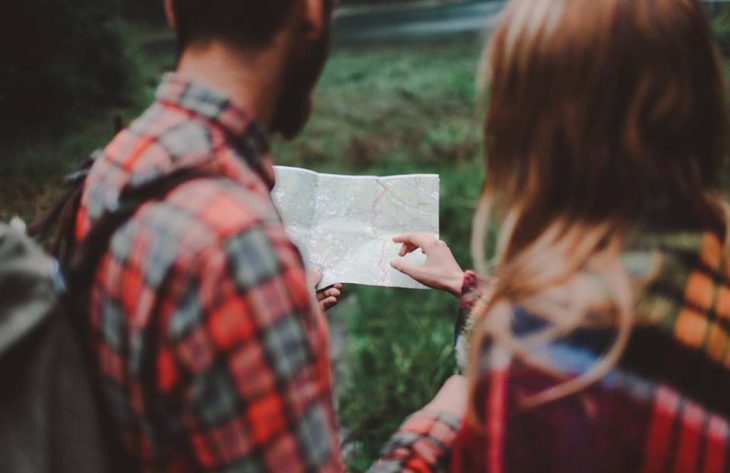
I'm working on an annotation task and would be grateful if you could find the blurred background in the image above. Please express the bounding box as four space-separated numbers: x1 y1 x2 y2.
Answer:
2 0 730 470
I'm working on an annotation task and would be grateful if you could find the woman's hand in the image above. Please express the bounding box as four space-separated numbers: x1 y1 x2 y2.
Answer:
310 267 344 311
390 233 465 297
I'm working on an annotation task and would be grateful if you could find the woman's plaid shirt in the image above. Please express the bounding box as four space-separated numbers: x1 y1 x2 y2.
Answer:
374 227 730 472
75 74 343 472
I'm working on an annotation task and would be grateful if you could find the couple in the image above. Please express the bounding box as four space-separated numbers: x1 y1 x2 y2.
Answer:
77 0 730 471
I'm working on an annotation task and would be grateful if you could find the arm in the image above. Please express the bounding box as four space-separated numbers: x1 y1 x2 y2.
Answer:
390 234 492 371
162 224 343 472
368 270 491 472
368 235 479 472
369 376 467 473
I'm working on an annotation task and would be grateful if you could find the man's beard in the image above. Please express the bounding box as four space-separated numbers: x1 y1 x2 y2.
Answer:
270 31 330 140
270 73 315 140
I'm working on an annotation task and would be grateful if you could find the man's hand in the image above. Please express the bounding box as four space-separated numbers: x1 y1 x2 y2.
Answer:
390 233 465 297
310 267 344 312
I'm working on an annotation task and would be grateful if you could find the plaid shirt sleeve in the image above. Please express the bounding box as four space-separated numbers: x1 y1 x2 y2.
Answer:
159 222 342 472
369 411 461 473
455 271 493 371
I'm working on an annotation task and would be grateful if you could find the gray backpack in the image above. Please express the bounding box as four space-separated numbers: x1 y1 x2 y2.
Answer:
0 224 111 472
0 146 206 472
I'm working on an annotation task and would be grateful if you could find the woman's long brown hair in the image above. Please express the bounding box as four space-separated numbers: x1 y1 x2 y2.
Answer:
468 0 730 416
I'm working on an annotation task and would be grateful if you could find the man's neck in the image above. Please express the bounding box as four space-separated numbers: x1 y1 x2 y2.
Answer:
176 40 287 132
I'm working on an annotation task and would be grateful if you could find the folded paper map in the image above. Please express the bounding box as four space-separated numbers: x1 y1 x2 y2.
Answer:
272 166 440 290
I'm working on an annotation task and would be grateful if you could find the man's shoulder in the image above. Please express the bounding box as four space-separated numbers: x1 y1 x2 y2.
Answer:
82 99 299 292
83 104 215 220
86 101 282 248
97 176 300 306
107 103 218 176
133 177 289 263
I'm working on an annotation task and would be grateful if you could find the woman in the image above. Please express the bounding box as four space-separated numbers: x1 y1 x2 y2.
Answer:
373 0 730 471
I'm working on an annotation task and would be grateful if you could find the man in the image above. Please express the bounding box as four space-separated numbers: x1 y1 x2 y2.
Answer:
74 0 345 470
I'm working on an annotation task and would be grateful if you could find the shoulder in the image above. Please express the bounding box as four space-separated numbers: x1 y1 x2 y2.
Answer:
464 281 619 378
107 178 314 343
117 176 295 278
84 104 232 221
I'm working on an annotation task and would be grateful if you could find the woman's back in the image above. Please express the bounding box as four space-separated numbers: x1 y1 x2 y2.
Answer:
451 225 730 472
445 0 730 469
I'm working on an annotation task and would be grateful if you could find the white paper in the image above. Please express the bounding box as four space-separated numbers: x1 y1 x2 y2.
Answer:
272 166 440 289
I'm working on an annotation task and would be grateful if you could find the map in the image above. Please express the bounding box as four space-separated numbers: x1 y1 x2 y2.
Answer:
272 166 440 290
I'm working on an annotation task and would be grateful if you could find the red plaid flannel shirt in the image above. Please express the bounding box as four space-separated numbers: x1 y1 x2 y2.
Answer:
75 74 343 472
375 230 730 473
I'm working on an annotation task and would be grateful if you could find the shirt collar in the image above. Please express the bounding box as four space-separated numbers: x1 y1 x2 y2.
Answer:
154 73 275 189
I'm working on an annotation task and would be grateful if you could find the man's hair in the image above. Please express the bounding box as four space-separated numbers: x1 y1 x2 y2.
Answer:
172 0 297 50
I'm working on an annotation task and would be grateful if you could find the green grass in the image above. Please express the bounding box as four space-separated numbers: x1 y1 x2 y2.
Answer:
14 30 730 471
9 23 730 471
3 37 485 471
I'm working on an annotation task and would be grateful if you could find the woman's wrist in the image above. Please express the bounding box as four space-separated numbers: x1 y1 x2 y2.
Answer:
448 270 467 298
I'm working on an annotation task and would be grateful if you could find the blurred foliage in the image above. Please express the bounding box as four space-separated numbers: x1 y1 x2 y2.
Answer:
0 0 727 468
4 6 730 466
0 0 140 137
0 37 173 220
274 42 486 470
11 7 730 469
713 11 730 57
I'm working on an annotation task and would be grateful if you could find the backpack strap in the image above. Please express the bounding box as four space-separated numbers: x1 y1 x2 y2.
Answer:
29 112 124 259
28 149 101 262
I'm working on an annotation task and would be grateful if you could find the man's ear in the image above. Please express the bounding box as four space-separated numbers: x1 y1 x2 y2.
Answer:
163 0 177 31
301 0 328 38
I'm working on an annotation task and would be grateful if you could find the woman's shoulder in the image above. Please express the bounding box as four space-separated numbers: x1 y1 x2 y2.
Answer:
627 227 726 327
463 226 730 414
460 226 729 367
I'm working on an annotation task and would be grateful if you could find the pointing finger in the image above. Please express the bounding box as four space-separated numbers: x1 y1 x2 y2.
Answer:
390 259 426 281
393 233 439 252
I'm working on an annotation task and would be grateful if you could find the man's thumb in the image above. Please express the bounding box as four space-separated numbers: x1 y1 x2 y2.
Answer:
310 266 323 287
